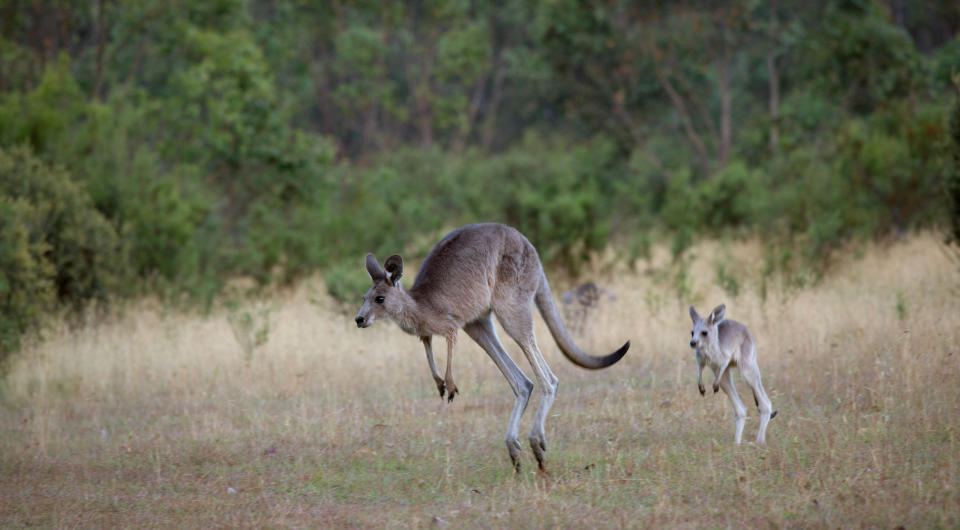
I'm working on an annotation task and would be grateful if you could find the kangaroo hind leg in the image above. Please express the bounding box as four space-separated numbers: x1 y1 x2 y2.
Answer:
740 361 774 444
496 303 558 472
463 315 533 472
717 369 748 444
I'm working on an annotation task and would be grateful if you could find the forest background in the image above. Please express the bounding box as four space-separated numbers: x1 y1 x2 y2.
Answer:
2 0 960 357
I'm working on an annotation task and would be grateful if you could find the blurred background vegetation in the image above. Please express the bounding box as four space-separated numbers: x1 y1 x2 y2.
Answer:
0 0 958 356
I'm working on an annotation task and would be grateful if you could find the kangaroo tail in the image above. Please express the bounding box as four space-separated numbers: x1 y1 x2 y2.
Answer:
534 271 629 369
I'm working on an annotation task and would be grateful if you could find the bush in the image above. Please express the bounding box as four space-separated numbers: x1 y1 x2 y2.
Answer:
460 134 619 272
948 84 960 248
318 137 623 300
805 1 926 115
324 260 375 307
0 196 55 356
0 146 123 358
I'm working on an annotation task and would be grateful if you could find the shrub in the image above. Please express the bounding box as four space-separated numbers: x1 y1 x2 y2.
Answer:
460 134 619 272
948 84 960 249
324 260 374 307
0 146 123 358
0 196 54 356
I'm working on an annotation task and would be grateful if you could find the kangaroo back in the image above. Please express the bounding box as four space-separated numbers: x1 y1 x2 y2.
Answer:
535 272 629 369
390 223 628 368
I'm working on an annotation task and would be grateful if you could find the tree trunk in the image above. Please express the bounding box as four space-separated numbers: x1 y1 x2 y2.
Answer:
451 69 489 152
480 48 505 151
676 69 720 149
717 27 732 169
415 54 435 148
613 98 669 181
654 64 709 164
92 0 108 101
767 0 780 156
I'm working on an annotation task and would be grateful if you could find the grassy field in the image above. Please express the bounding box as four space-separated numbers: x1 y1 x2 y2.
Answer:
1 234 959 528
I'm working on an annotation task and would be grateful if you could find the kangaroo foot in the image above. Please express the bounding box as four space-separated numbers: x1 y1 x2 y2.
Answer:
529 436 547 471
698 382 705 396
506 438 523 473
433 377 445 400
444 378 459 403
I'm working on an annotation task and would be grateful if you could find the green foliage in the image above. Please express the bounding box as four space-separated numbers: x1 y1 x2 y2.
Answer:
0 146 124 308
320 136 621 301
324 261 375 307
931 37 960 88
714 261 740 299
0 146 122 358
948 82 960 249
895 291 907 321
804 0 926 114
0 55 85 155
460 134 618 272
0 0 958 347
126 174 211 285
657 163 762 257
0 196 54 355
169 27 277 163
834 101 950 232
225 301 271 362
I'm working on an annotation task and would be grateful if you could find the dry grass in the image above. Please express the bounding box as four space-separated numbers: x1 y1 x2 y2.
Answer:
2 233 959 528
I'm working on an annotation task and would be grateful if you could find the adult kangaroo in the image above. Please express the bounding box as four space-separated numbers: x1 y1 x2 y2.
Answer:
355 223 630 472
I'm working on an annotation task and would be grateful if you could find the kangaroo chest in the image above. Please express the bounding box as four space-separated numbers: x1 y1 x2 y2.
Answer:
698 343 736 371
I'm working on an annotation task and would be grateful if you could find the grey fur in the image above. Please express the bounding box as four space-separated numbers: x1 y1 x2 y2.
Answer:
689 304 776 444
356 223 629 472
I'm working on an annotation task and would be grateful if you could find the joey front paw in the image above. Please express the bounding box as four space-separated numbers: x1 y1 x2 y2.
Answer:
713 382 720 393
698 383 705 396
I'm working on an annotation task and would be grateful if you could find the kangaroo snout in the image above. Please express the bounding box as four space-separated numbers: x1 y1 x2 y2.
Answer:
690 340 696 348
355 316 366 327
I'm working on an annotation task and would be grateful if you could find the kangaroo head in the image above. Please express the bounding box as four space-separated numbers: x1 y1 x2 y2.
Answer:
355 253 405 328
689 304 725 349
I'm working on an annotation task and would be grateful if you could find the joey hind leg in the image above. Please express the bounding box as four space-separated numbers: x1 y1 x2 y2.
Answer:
717 369 747 444
741 362 775 444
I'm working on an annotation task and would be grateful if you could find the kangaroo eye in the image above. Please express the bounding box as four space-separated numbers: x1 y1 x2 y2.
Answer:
701 330 707 336
690 331 693 336
375 296 385 304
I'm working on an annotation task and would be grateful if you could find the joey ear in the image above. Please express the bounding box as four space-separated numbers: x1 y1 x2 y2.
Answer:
365 253 385 282
708 304 726 325
384 254 403 286
689 305 701 324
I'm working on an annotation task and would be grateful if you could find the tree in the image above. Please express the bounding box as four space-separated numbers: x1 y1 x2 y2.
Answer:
0 145 125 356
948 79 960 250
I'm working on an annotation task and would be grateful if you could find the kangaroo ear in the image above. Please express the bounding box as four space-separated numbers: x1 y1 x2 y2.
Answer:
384 254 403 286
365 253 385 282
708 304 726 325
689 305 701 323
